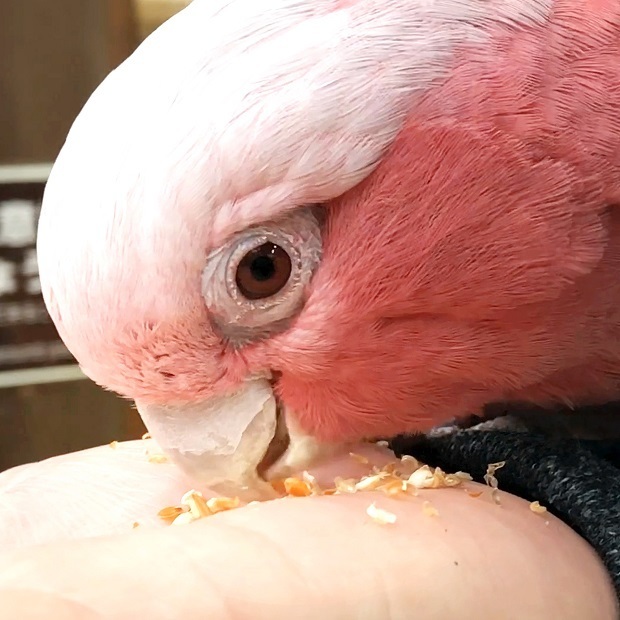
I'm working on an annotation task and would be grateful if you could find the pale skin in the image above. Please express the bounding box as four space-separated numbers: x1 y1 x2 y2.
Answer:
0 443 616 619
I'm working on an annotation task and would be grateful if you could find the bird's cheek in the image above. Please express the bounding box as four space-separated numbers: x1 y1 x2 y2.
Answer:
274 374 372 444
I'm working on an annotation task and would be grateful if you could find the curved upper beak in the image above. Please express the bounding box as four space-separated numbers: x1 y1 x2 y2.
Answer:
136 378 343 500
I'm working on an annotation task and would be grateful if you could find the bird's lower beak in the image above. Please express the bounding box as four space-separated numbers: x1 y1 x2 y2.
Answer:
135 378 342 500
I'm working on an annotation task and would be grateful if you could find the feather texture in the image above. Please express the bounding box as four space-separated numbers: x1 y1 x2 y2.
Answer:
37 0 620 444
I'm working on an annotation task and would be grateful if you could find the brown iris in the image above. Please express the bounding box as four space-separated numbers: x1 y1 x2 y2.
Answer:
235 242 292 300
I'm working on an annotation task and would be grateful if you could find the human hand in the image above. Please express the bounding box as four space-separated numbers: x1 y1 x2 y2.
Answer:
0 442 616 619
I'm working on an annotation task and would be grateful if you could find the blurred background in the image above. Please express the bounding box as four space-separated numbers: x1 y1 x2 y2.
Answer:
0 0 190 472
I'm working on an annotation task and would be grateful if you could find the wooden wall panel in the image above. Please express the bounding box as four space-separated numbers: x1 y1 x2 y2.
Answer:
0 379 146 472
0 1 151 471
133 0 191 40
0 0 139 164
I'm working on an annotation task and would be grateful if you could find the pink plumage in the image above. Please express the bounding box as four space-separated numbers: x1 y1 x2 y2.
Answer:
276 0 620 441
36 0 620 482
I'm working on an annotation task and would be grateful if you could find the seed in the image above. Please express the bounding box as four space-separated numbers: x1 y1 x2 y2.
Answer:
422 501 439 517
367 503 397 525
530 501 547 515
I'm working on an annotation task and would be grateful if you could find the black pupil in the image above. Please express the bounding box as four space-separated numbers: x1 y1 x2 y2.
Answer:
235 242 292 301
250 255 276 281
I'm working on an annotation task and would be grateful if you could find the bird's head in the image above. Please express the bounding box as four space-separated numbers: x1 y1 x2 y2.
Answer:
39 0 586 494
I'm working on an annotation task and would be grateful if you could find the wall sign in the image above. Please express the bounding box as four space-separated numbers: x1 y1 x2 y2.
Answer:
0 165 75 371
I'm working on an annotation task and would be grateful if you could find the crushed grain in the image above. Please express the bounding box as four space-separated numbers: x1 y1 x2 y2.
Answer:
283 477 313 497
484 461 506 505
155 451 475 527
302 471 322 495
171 511 196 526
367 502 397 525
530 501 547 515
157 506 187 522
334 476 358 494
148 454 169 464
422 500 439 517
207 496 240 514
182 490 212 519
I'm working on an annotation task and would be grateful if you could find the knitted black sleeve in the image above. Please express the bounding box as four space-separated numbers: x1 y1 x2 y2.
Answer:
388 431 620 599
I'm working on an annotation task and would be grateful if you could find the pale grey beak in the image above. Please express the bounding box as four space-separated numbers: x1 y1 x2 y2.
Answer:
136 378 342 500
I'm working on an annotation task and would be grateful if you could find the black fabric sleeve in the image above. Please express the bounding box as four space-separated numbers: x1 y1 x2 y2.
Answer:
388 431 620 600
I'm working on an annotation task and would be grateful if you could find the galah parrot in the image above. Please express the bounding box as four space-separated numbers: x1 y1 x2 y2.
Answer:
36 0 620 497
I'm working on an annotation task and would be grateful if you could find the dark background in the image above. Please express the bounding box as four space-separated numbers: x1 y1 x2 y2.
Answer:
0 0 189 471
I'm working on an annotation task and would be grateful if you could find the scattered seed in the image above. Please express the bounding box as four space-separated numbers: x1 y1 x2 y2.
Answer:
408 465 435 489
422 500 440 517
334 476 358 494
484 461 506 489
381 480 408 497
148 454 169 464
171 512 196 526
207 496 240 514
302 471 322 495
182 490 212 519
355 472 391 492
284 477 313 497
530 501 547 515
397 455 420 476
158 506 187 522
484 461 506 505
454 471 473 481
383 462 397 474
156 449 475 527
367 502 397 525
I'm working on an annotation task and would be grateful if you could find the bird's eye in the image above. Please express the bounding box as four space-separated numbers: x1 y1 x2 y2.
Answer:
202 207 322 341
235 243 292 300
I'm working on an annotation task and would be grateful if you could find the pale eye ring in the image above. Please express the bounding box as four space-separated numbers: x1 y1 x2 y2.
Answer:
202 207 322 340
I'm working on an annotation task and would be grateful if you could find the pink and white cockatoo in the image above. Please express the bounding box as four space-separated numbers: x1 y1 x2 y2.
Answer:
36 0 620 496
